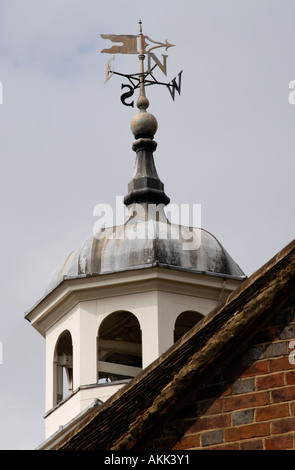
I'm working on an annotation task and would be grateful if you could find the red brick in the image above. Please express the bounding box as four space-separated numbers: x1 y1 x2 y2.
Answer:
290 401 295 415
255 373 285 391
241 360 268 378
205 443 239 450
224 391 270 412
225 422 269 442
286 370 295 385
271 385 295 403
188 414 231 433
239 439 263 450
256 403 289 421
265 434 294 450
271 416 295 434
269 356 292 372
199 398 223 416
172 434 200 450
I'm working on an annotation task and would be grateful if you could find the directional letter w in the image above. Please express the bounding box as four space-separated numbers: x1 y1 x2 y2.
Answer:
167 71 182 101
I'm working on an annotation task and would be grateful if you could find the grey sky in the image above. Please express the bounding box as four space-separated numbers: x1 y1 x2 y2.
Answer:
0 0 294 449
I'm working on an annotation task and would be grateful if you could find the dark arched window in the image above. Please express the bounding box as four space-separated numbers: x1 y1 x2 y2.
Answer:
97 311 142 382
174 310 204 343
54 330 73 405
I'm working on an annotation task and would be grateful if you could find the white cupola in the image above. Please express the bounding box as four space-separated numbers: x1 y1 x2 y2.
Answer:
25 24 245 442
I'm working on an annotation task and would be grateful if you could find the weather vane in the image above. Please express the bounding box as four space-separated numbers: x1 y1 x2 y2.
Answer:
100 20 182 107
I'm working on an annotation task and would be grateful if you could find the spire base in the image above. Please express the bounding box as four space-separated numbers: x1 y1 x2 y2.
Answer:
123 137 170 207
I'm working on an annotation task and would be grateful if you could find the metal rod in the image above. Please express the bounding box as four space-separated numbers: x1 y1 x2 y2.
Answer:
137 19 149 110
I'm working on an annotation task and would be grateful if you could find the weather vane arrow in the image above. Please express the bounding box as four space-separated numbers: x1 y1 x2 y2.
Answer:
100 33 174 55
100 20 182 107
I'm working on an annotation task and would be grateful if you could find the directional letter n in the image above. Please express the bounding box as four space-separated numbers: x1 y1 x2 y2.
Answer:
148 53 168 76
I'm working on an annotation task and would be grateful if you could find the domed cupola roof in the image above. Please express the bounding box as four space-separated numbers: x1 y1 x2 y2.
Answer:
46 222 244 294
46 77 245 295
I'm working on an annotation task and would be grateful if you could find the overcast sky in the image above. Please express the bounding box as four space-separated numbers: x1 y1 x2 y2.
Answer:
0 0 294 449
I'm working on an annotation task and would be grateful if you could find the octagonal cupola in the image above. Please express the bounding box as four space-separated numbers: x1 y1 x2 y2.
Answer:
25 22 245 443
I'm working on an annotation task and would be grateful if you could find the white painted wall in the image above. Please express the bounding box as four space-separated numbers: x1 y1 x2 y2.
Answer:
35 269 242 439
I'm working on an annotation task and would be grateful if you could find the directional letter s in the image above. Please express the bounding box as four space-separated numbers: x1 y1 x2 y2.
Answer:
120 84 134 107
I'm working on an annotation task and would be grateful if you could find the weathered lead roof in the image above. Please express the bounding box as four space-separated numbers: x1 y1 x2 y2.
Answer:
45 220 245 296
43 238 295 451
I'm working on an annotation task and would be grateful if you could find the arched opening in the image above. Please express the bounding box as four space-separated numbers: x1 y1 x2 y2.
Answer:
174 310 204 343
97 311 142 383
53 330 73 405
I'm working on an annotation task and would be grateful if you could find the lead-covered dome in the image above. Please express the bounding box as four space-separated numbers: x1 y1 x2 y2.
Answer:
46 213 245 295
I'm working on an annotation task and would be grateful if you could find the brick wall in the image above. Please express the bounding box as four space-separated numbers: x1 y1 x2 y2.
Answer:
149 302 295 450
